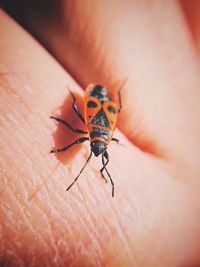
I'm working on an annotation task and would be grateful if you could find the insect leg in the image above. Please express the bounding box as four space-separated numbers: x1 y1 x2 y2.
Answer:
50 137 89 153
50 116 87 134
68 89 86 124
66 151 93 191
118 90 122 113
100 155 108 183
117 77 127 112
102 151 114 197
111 137 119 143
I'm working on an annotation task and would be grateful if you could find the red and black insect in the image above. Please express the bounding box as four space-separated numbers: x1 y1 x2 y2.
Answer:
50 84 122 197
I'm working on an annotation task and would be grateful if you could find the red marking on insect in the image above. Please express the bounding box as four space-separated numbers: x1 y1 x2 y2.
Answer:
50 82 125 197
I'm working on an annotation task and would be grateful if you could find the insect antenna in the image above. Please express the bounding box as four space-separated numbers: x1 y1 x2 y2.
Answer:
66 151 93 191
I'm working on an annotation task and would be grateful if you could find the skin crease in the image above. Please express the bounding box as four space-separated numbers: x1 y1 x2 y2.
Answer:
1 1 200 267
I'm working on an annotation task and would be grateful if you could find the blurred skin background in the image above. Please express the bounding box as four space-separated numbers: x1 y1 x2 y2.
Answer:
1 1 200 266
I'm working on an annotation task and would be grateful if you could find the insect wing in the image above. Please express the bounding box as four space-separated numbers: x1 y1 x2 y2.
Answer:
103 101 118 130
84 96 101 125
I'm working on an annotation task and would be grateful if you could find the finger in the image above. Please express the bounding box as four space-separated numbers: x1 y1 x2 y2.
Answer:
0 9 147 267
11 0 200 173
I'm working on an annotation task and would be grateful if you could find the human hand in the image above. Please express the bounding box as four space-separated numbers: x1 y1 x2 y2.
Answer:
1 1 200 266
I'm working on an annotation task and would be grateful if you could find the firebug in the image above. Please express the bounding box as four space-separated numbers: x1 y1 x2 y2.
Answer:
50 83 124 197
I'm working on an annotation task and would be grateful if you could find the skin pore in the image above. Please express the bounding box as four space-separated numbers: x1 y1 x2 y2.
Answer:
1 1 200 266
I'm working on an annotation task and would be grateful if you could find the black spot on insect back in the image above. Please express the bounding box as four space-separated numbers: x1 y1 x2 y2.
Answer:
87 100 97 108
108 105 116 114
89 85 110 101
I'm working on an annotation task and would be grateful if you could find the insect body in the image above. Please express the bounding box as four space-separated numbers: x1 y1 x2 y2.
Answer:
50 84 122 197
85 85 119 157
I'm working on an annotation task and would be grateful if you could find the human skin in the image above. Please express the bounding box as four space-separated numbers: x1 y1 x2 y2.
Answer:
181 0 200 57
1 1 200 266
